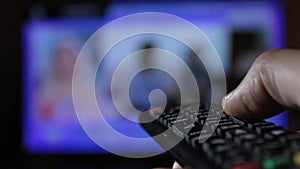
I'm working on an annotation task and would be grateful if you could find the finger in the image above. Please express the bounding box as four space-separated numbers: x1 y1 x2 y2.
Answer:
172 162 183 169
222 49 300 119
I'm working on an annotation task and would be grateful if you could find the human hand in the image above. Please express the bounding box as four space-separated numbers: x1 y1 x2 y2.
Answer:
156 49 300 169
222 49 300 119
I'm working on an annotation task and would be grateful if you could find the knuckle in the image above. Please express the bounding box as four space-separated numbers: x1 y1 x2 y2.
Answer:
255 48 283 64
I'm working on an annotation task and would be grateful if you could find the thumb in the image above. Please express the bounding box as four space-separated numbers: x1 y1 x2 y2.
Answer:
222 49 300 119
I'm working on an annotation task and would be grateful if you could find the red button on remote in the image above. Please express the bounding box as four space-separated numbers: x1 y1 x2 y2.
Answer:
232 161 262 169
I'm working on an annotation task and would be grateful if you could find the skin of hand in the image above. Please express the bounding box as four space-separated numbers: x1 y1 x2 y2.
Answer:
222 49 300 119
155 49 300 169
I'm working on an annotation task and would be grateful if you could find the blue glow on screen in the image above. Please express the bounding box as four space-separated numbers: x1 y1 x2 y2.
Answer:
23 1 285 154
23 19 107 153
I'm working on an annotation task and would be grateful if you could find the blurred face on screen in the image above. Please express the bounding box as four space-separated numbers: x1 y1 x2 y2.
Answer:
38 37 83 122
52 40 79 83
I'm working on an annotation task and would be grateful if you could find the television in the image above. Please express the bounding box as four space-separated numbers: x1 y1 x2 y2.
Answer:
23 0 285 155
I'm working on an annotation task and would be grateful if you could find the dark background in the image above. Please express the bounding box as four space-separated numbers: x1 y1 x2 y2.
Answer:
1 0 300 168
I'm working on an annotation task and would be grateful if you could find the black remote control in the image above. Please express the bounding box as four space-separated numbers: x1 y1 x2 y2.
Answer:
139 103 300 169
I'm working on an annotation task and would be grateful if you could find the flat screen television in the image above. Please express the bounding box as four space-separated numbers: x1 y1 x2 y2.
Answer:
23 0 286 155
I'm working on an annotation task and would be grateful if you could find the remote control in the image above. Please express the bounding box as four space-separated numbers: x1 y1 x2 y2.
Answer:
139 103 300 169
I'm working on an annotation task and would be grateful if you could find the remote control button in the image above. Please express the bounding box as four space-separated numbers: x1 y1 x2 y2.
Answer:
214 144 233 154
166 116 186 127
197 114 208 119
217 124 241 135
232 161 262 169
203 138 230 155
293 152 300 167
171 125 185 138
190 134 212 148
196 113 208 117
291 140 300 152
170 117 189 125
255 125 282 134
279 133 296 143
198 116 220 125
229 116 247 127
225 128 248 139
203 118 230 131
171 121 195 138
280 133 300 152
253 141 285 158
243 137 265 151
186 108 200 114
183 103 199 111
169 106 180 114
217 121 236 127
219 118 232 123
226 148 244 158
263 133 275 141
189 129 217 148
202 138 227 147
185 130 201 144
262 154 292 169
209 110 227 118
190 137 200 148
234 133 257 145
187 111 201 120
270 129 287 137
247 122 274 129
221 153 248 169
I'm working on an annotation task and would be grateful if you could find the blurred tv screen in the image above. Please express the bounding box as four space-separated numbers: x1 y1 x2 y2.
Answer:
23 1 286 154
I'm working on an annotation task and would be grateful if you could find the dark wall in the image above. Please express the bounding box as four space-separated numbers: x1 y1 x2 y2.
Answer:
285 0 300 48
1 1 22 169
284 0 300 131
1 0 300 168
